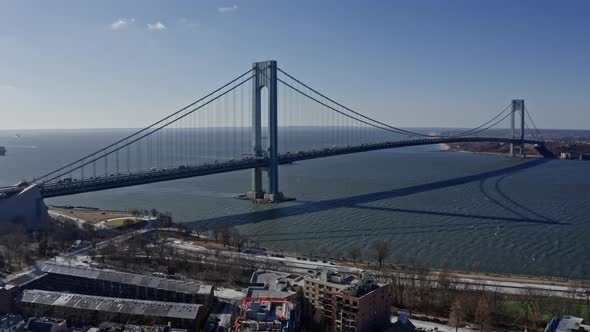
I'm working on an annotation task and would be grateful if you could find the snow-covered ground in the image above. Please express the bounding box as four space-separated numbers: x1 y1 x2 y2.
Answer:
53 254 93 267
215 287 247 301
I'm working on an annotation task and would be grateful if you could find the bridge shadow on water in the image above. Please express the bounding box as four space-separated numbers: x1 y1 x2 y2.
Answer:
187 158 564 240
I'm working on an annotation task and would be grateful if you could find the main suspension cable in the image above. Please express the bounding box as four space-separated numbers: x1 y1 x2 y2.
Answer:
277 78 425 137
278 67 515 139
278 68 433 137
524 106 542 137
451 104 512 137
456 108 514 137
34 68 254 183
42 72 257 184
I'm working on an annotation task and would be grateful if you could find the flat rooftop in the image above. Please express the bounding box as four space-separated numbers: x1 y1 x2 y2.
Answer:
2 268 47 290
246 270 301 299
17 290 201 320
306 271 358 286
244 299 291 322
32 263 212 295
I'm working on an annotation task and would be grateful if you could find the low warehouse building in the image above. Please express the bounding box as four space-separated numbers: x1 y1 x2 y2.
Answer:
1 263 213 314
37 263 213 305
16 290 206 332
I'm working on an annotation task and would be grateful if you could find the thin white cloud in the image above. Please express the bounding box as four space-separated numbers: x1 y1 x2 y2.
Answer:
0 84 15 89
218 5 238 13
179 18 198 28
147 21 167 31
110 18 135 30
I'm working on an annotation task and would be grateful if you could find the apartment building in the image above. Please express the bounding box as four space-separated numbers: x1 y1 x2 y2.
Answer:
302 271 390 332
235 270 303 332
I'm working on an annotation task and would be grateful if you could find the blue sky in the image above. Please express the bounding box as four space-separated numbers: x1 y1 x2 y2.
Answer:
1 0 589 130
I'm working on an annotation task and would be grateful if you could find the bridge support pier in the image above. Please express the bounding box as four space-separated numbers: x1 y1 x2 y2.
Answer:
510 99 526 158
0 184 47 229
245 60 286 203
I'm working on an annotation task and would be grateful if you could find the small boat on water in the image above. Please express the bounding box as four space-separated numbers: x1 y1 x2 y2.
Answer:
0 146 6 155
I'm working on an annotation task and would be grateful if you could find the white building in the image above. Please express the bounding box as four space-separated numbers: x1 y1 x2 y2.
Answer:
545 315 590 332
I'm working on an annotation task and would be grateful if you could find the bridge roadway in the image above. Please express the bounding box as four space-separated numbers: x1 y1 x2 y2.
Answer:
1 137 544 198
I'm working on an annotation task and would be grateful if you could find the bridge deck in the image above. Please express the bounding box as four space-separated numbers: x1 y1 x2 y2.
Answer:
1 137 544 198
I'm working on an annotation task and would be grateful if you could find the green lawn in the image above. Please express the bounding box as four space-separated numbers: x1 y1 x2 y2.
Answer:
503 299 590 322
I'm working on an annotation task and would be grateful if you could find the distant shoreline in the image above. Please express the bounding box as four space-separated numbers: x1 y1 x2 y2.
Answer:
439 143 542 158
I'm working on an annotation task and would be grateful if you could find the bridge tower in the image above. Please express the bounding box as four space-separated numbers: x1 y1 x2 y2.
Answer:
247 61 284 202
510 99 526 158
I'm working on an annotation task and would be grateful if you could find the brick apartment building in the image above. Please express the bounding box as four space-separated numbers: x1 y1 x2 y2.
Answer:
302 271 390 332
235 270 302 332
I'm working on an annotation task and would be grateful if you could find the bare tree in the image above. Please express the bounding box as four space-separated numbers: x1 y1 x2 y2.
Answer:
522 288 553 326
0 223 28 268
305 240 319 258
213 225 222 243
371 240 390 268
232 228 246 252
195 224 208 239
475 294 491 331
221 224 232 247
435 271 457 311
449 295 466 332
251 236 261 249
157 212 173 227
347 244 362 265
415 267 433 311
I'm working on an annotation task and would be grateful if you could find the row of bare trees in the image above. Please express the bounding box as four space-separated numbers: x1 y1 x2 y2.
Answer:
383 266 590 331
95 232 287 286
0 222 29 269
0 215 102 273
449 294 492 331
344 240 391 267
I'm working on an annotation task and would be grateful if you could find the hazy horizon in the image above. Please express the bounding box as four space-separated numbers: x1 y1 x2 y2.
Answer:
1 126 590 132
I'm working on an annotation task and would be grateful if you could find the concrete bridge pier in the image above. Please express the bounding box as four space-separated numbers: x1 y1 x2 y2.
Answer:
0 184 47 229
245 60 285 203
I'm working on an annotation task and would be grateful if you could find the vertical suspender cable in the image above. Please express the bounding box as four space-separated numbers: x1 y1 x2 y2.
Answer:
235 82 238 158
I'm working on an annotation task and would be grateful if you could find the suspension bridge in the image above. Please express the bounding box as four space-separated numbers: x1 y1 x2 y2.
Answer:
0 60 547 225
